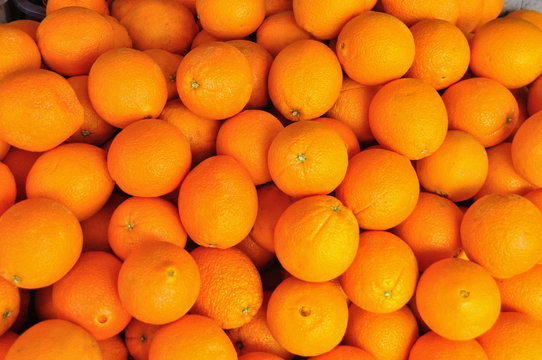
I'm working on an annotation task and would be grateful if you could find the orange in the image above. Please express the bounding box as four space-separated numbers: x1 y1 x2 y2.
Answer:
527 74 542 116
10 289 29 333
393 192 463 271
340 231 418 313
0 331 18 359
26 143 114 221
0 24 41 80
102 15 133 49
336 11 415 86
108 119 191 197
274 195 359 282
256 11 312 57
110 0 146 21
196 0 265 40
416 258 501 340
177 41 253 120
66 76 117 146
0 198 82 289
4 319 101 360
267 277 348 357
512 110 542 186
344 305 418 360
7 19 39 41
498 264 542 322
159 99 221 164
178 155 258 248
149 314 237 360
508 87 529 141
454 0 483 33
216 110 283 185
120 0 198 54
416 130 488 202
525 188 542 210
507 9 542 30
369 78 447 160
443 77 519 147
336 148 419 230
0 141 8 161
461 194 542 279
0 163 15 217
108 196 187 260
477 312 542 360
239 353 284 360
34 286 56 321
0 278 19 336
37 6 113 76
267 121 348 197
314 117 360 159
98 335 129 360
0 69 83 152
470 18 542 89
475 0 503 30
268 39 342 121
52 251 131 340
228 40 273 110
326 77 378 143
125 319 162 360
191 247 263 329
235 235 275 270
46 0 109 14
409 331 489 360
381 0 459 26
292 0 376 39
88 48 168 128
118 241 200 324
265 0 292 16
143 49 183 100
190 29 219 50
405 19 470 90
309 346 376 360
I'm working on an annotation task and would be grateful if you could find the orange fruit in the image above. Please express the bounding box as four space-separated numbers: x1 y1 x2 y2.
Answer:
336 148 419 230
416 130 488 202
0 141 8 161
369 78 447 160
34 286 56 321
98 335 129 360
314 117 360 159
476 0 503 29
235 235 275 270
216 110 283 185
0 24 41 81
507 9 542 30
340 231 418 313
178 155 258 248
274 195 359 282
470 17 542 89
508 87 529 141
308 345 376 360
110 0 146 20
393 192 463 271
454 0 483 33
0 163 15 217
344 305 418 360
416 258 501 340
9 289 29 333
239 353 284 360
143 49 183 100
0 278 19 336
88 48 168 128
190 29 219 50
149 314 237 360
37 6 114 76
409 331 489 360
45 0 109 14
0 331 18 359
443 77 519 147
326 76 378 143
267 277 348 357
292 0 376 40
102 15 133 49
381 0 459 26
525 188 542 210
256 11 312 57
52 251 131 340
405 19 470 90
477 312 542 360
190 247 263 329
0 69 83 152
527 74 542 116
461 194 542 279
118 241 200 324
267 121 348 197
498 264 542 322
511 111 542 186
125 319 162 360
336 11 415 86
177 41 253 120
196 0 265 40
265 0 292 16
26 143 114 221
4 319 101 360
0 198 82 289
268 39 342 121
7 19 39 41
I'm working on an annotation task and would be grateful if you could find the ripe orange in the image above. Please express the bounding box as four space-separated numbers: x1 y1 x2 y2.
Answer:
511 111 542 186
235 235 275 270
314 117 360 159
102 14 133 49
98 335 129 360
508 87 529 141
527 74 542 116
34 286 56 321
476 0 503 29
256 11 312 57
110 0 146 21
381 0 459 26
196 0 265 39
498 264 542 322
525 188 542 210
409 331 489 360
7 19 39 41
454 0 483 33
125 319 162 360
0 24 41 81
265 0 292 16
507 9 542 30
308 345 376 360
0 163 15 217
0 141 8 161
238 353 283 360
10 289 29 333
190 29 219 49
45 0 109 14
143 49 183 100
0 278 19 336
0 331 18 359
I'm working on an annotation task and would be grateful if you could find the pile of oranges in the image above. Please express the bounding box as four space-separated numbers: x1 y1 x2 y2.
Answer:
2 0 542 359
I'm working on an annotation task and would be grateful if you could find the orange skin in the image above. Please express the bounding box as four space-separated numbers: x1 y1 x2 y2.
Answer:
527 74 542 116
455 0 483 33
0 69 84 152
268 39 343 121
0 331 18 359
525 188 542 210
4 319 102 360
409 331 489 360
0 163 15 217
190 30 220 50
102 15 133 49
216 110 283 185
256 11 312 57
406 19 470 90
26 143 115 221
143 49 183 100
0 278 19 336
110 0 147 21
336 148 420 230
314 117 360 159
46 0 109 14
125 319 162 360
88 48 168 128
267 121 348 197
191 247 263 329
508 87 529 141
7 20 39 41
476 0 503 30
274 195 359 282
265 0 292 16
239 352 286 360
498 265 542 322
98 335 129 360
9 289 29 333
149 314 237 360
369 78 448 160
235 235 275 270
381 0 459 26
309 345 376 360
507 9 542 30
52 251 132 340
0 25 41 81
0 141 8 161
118 241 200 325
512 111 542 187
177 42 253 120
173 0 196 13
34 286 56 321
178 155 258 248
416 258 501 341
120 0 198 54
